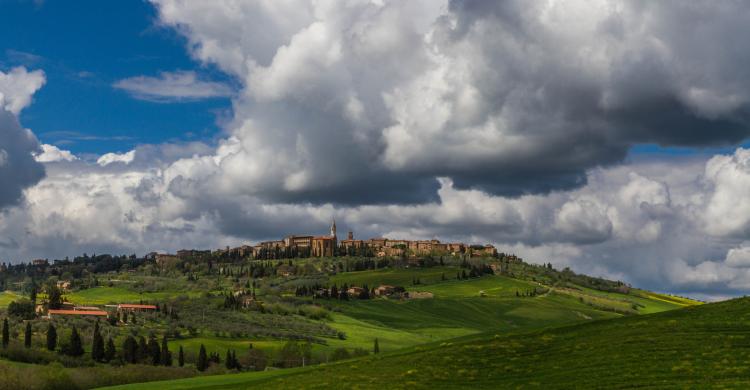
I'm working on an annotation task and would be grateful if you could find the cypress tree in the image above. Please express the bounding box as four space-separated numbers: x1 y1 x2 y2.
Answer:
148 336 161 365
67 326 84 356
225 349 233 369
123 336 137 364
197 344 208 371
30 285 37 305
2 318 8 348
232 350 240 370
24 322 32 348
105 337 116 362
178 346 185 367
160 335 171 366
92 321 104 361
138 336 148 362
374 338 380 354
46 322 57 351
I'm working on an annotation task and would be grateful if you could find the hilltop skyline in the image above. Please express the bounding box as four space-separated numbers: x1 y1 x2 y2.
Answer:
3 1 750 300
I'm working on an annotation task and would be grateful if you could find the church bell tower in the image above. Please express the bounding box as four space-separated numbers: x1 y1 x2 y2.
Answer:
330 218 337 238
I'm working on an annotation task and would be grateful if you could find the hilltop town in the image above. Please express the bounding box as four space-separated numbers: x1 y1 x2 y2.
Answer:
150 219 498 263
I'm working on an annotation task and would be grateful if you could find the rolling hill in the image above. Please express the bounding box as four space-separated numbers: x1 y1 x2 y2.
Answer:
104 297 750 389
94 269 715 390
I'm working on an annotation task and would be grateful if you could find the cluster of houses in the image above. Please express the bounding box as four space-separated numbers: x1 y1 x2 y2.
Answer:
152 219 498 263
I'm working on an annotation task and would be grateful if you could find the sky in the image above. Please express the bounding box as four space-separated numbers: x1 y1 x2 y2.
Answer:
0 0 232 155
2 0 750 300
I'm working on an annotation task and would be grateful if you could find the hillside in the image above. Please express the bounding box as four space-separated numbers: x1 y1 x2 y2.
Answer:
106 297 750 389
0 255 700 389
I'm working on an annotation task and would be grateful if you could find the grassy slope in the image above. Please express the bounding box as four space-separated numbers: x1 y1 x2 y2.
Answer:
65 286 200 305
106 297 750 390
0 291 24 307
327 266 461 288
322 273 623 352
2 268 699 389
102 272 700 389
322 270 693 352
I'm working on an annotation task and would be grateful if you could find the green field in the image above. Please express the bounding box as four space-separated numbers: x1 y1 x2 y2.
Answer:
0 291 25 307
151 273 678 367
105 297 750 389
417 275 538 298
1 266 704 389
328 266 461 288
174 275 630 358
169 337 287 359
65 286 197 305
324 273 688 347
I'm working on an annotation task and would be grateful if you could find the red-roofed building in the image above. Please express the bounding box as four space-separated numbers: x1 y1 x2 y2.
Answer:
47 309 108 319
117 304 157 312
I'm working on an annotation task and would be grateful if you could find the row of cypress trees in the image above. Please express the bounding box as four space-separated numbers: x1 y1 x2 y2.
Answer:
121 334 175 366
3 318 116 362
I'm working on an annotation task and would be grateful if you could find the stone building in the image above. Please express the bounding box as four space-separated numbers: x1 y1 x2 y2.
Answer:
340 231 365 251
311 219 337 257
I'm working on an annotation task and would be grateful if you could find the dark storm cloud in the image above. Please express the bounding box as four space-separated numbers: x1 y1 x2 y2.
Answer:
425 0 750 195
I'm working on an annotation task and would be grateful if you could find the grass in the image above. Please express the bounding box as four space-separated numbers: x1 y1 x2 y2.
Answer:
314 276 623 357
169 337 287 359
64 287 192 305
328 266 460 288
416 275 538 298
107 297 750 389
325 312 438 352
99 369 301 390
2 268 705 389
0 291 25 307
319 274 691 353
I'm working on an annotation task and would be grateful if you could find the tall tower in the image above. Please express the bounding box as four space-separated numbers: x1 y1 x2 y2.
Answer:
330 218 337 238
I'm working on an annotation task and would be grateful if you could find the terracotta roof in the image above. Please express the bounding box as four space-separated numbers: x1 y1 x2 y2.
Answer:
313 236 334 240
118 304 157 310
48 309 107 316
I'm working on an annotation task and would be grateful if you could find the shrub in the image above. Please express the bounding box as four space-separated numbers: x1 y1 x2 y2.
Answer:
329 347 351 362
7 300 35 320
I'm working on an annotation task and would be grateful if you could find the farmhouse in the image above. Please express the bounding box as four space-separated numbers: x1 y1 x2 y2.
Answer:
117 304 157 312
74 306 103 311
47 309 108 319
374 285 397 296
347 286 365 296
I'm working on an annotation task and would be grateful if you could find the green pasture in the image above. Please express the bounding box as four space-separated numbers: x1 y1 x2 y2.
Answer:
554 285 700 314
0 291 25 307
64 286 195 305
168 337 287 359
333 277 617 331
416 275 538 298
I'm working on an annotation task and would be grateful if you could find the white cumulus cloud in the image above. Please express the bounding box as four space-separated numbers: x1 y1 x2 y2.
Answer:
97 150 136 166
35 144 78 163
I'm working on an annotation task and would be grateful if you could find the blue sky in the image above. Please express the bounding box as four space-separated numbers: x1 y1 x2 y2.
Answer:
0 0 232 155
